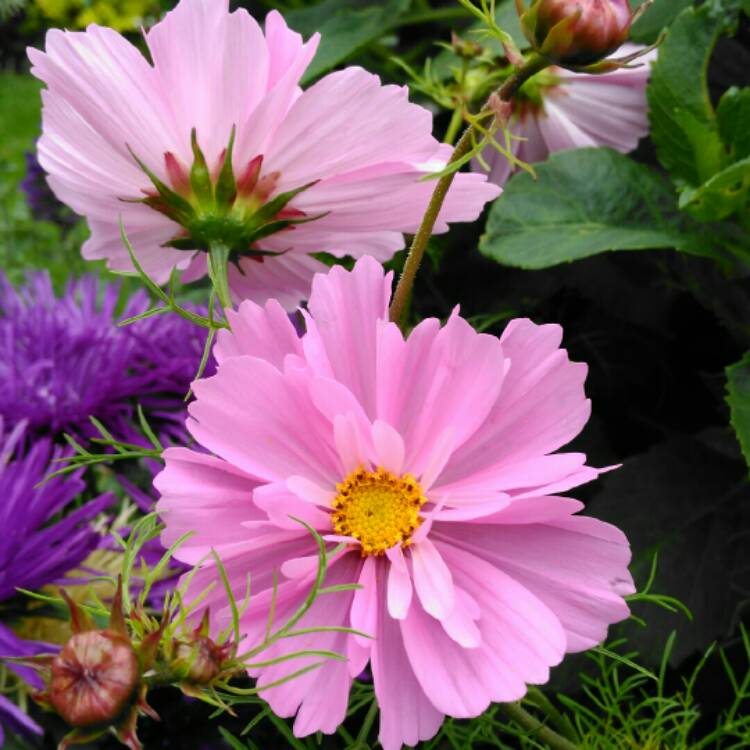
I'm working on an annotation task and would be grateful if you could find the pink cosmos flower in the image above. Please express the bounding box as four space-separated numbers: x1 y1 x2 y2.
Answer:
28 0 499 310
479 44 656 186
155 256 633 749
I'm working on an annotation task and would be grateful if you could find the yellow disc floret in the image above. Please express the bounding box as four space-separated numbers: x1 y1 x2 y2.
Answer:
332 467 428 557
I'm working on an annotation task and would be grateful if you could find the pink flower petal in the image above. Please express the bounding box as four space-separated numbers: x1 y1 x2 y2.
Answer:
350 556 378 647
249 554 363 737
154 447 263 563
253 481 332 531
217 298 303 368
333 413 371 475
400 542 566 717
386 545 413 620
371 420 405 474
436 504 633 652
188 357 340 485
227 254 329 312
410 538 455 620
438 318 590 488
370 562 444 750
306 256 392 416
440 587 482 648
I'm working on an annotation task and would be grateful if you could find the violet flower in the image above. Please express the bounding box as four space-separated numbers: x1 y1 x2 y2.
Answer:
0 420 114 742
0 272 213 442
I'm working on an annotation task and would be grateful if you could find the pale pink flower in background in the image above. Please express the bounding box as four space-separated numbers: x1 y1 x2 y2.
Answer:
156 256 634 750
28 0 499 310
478 44 657 186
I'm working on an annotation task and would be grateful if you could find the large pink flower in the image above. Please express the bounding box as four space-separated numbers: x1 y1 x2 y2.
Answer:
28 0 499 310
155 256 633 749
478 44 656 186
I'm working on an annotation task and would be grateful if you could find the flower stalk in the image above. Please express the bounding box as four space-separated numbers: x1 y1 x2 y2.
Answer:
499 701 581 750
389 52 549 326
207 241 233 313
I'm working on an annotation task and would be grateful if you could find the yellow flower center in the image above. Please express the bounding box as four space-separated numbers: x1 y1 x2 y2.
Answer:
331 468 427 557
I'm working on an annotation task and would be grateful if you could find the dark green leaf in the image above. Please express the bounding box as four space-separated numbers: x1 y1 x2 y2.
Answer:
647 5 725 186
630 0 694 44
679 157 750 221
479 148 706 269
718 86 750 161
287 0 411 84
726 351 750 470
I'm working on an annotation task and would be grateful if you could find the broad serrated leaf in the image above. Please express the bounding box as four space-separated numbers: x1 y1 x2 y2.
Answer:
718 86 750 161
479 148 707 269
287 0 411 84
679 157 750 221
647 5 725 186
726 351 750 470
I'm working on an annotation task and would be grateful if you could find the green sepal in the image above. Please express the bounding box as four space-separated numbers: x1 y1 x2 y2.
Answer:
139 195 194 226
245 211 330 246
59 727 109 750
189 128 214 207
109 577 128 637
248 180 318 228
162 237 201 251
126 146 195 226
215 126 237 210
114 705 144 750
60 587 97 634
228 247 289 267
539 12 581 60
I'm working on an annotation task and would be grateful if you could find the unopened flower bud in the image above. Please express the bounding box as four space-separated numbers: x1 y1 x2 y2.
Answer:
450 31 483 60
49 630 139 728
173 635 227 685
519 0 633 66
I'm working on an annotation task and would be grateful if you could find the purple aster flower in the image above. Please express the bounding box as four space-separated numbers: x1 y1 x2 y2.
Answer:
0 273 150 436
0 420 115 600
0 272 213 442
20 149 75 227
0 624 52 744
0 420 114 741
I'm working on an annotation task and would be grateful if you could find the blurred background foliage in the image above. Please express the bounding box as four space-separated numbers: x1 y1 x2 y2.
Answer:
1 0 750 748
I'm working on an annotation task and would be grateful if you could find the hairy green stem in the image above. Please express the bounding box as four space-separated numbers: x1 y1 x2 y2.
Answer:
207 241 233 313
499 701 581 750
388 53 548 326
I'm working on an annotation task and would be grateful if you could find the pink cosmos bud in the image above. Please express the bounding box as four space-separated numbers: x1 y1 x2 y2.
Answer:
48 630 139 728
519 0 633 66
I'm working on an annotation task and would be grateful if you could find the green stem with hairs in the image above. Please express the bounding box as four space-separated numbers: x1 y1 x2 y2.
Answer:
499 701 581 750
388 52 549 326
207 240 233 313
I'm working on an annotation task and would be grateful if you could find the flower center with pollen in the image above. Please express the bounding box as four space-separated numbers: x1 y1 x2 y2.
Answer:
331 468 427 557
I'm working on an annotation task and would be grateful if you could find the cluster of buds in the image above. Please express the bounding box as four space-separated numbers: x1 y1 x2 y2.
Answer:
6 580 240 750
515 0 652 69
